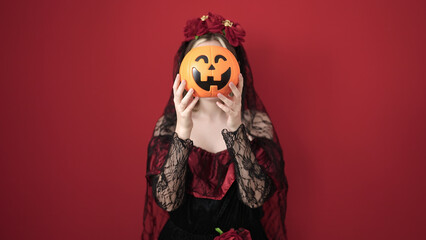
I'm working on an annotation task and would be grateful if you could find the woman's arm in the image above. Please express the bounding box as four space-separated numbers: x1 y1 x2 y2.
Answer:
149 74 198 212
150 132 193 212
216 75 275 208
222 123 274 208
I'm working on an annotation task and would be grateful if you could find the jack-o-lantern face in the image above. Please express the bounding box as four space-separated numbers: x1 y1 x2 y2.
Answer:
179 45 240 98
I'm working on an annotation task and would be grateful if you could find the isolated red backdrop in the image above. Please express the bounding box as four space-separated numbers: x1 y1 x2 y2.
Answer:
1 0 425 239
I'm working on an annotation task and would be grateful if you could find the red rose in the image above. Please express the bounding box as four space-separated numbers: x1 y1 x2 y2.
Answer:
214 228 252 240
182 12 246 47
183 18 208 41
205 12 225 34
224 22 246 47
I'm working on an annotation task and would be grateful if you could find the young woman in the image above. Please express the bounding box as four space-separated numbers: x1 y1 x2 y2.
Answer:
142 13 289 240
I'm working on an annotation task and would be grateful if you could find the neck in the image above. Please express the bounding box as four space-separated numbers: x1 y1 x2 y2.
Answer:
193 97 226 121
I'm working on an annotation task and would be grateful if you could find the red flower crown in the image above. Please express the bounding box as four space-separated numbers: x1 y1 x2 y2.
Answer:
183 12 246 47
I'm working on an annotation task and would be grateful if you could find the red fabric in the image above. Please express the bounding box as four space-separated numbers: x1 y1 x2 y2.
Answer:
143 135 287 239
146 136 284 200
187 146 235 200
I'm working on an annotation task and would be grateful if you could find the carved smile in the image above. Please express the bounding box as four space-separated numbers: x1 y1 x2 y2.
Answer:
192 67 231 91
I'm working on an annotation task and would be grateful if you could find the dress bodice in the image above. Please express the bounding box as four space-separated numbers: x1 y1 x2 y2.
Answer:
149 124 280 240
160 147 268 240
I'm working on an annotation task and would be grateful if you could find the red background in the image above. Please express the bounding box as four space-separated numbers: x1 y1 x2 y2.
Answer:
1 0 425 239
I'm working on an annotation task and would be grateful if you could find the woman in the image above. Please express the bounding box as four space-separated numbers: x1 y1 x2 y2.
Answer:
142 13 289 240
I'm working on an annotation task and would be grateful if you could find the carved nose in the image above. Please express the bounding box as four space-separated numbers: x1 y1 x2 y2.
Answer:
208 64 215 70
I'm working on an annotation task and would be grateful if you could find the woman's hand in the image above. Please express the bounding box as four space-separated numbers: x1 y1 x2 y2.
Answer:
173 74 199 139
216 73 244 132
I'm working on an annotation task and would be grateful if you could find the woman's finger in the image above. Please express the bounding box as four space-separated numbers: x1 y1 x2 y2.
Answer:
238 73 244 92
183 96 199 114
173 74 180 93
175 79 186 103
217 93 234 108
216 101 233 114
180 88 194 109
229 82 241 98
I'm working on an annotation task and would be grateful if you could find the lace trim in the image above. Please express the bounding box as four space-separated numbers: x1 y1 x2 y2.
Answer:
222 124 273 208
152 132 193 211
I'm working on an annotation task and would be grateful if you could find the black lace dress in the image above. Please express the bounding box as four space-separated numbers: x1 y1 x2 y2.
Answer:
151 124 274 240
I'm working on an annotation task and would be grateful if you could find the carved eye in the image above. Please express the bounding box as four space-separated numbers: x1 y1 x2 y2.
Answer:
215 55 227 63
195 55 208 63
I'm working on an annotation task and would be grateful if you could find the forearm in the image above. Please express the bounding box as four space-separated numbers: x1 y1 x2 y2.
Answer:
152 132 193 211
222 124 272 208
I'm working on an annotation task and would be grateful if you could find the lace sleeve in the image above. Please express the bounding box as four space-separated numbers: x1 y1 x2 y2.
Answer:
221 123 274 208
151 132 193 212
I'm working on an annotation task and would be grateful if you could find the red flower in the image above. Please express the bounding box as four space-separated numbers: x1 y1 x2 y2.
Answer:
205 12 225 33
183 18 208 41
214 228 252 240
224 22 246 47
182 12 246 47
